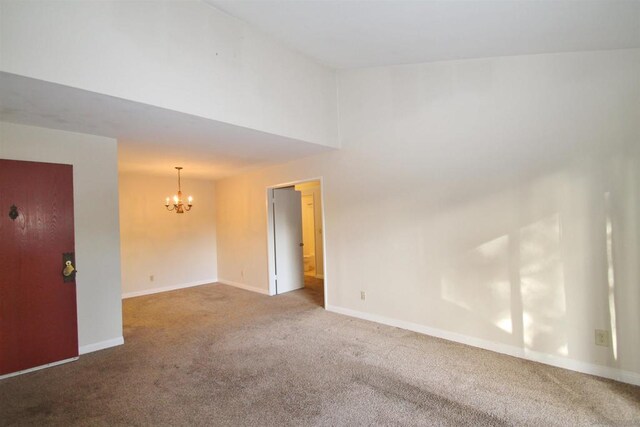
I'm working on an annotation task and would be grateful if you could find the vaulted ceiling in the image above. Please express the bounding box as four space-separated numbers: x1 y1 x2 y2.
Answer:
208 0 640 68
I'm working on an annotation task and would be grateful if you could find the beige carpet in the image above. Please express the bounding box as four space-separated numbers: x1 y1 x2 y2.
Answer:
1 284 638 426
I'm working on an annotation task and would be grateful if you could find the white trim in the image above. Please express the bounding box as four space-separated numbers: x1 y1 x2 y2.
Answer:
121 279 217 299
0 357 78 380
266 187 277 296
326 304 640 387
79 336 124 355
218 279 270 295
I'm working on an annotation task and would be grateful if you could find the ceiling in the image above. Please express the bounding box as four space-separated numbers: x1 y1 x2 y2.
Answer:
4 2 638 179
207 0 640 69
0 73 333 179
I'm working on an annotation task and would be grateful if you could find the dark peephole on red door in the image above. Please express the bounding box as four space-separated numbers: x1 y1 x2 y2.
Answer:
8 204 19 221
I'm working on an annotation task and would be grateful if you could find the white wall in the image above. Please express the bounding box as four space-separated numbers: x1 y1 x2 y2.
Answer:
0 122 123 353
0 0 338 148
119 172 217 297
215 49 640 384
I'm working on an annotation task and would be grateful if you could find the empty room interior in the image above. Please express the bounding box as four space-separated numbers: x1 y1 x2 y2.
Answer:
1 0 639 425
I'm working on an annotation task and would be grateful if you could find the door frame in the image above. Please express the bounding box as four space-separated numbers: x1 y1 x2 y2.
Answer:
266 177 328 308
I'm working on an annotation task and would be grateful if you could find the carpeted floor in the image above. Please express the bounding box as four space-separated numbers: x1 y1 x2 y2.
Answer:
1 284 638 426
304 275 324 306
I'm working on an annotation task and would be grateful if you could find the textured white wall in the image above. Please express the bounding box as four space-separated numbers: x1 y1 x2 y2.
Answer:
119 172 217 297
0 122 122 352
0 0 338 148
215 49 640 381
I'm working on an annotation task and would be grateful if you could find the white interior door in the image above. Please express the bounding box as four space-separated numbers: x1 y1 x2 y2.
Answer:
273 187 304 294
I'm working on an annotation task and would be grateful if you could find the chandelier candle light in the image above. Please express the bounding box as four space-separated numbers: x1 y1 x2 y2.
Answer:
165 166 193 213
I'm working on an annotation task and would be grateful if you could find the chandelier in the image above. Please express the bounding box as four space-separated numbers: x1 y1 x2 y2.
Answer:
165 166 193 213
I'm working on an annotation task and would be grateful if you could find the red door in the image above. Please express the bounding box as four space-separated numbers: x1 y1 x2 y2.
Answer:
0 159 78 376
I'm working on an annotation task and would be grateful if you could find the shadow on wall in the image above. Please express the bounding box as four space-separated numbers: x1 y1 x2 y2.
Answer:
435 152 639 372
441 213 567 356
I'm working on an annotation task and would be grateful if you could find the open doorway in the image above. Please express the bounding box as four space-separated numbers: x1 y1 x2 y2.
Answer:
266 179 326 307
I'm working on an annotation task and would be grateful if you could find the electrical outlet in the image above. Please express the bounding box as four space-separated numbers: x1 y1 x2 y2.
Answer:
149 275 154 282
360 291 366 301
595 329 610 347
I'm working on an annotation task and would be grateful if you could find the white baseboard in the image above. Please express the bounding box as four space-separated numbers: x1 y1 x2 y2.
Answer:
122 279 217 299
79 336 124 355
217 279 270 295
0 357 78 380
326 304 640 387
